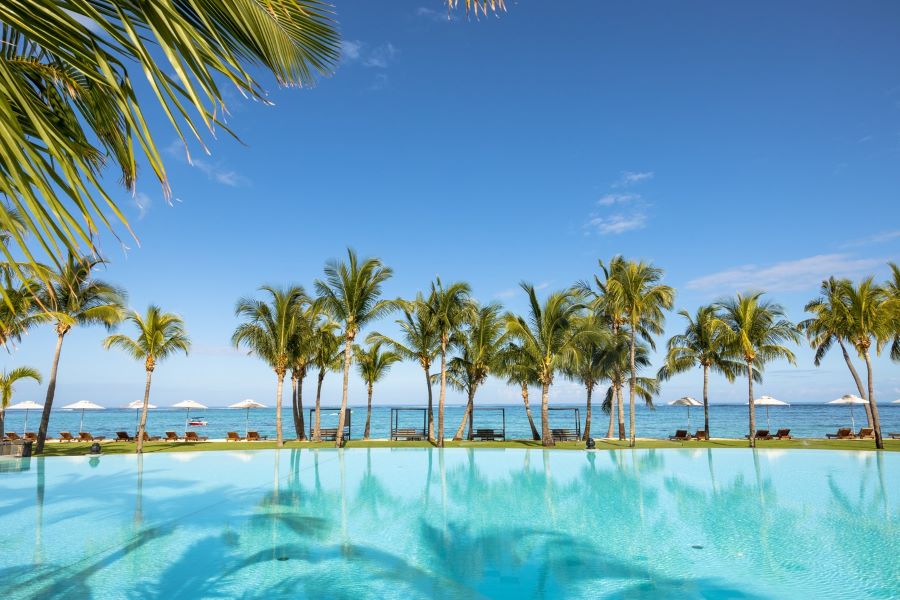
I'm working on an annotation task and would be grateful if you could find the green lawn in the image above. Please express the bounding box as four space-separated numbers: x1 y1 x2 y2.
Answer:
31 436 900 456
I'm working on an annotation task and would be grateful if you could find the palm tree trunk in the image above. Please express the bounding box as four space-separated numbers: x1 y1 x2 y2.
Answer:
467 389 475 441
453 387 475 440
702 364 710 438
296 372 306 441
364 383 373 439
314 369 325 442
863 348 883 450
616 380 626 440
437 339 447 447
582 382 592 440
0 408 5 440
747 361 755 448
541 381 554 447
606 387 615 438
423 367 435 442
35 332 65 454
628 328 637 447
522 382 540 440
135 369 153 453
291 374 300 440
335 336 352 447
838 338 872 426
275 370 285 447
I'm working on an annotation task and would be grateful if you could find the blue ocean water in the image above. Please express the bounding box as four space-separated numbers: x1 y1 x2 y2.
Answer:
4 402 899 440
0 448 897 598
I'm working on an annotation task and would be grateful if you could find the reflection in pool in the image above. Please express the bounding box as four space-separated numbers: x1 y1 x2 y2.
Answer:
0 448 897 599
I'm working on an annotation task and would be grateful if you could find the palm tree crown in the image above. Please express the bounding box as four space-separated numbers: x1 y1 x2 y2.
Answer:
104 306 190 370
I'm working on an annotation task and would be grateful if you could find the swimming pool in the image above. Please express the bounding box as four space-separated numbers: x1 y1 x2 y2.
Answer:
0 448 897 598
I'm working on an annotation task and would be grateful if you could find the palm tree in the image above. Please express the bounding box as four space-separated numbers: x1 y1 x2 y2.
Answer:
799 278 872 426
602 339 659 423
311 319 342 442
426 279 472 447
0 280 49 351
368 296 440 441
496 343 541 440
449 302 507 440
0 366 42 439
287 302 321 441
606 259 674 447
884 263 900 363
658 306 744 437
841 278 893 449
565 313 612 440
103 306 190 453
315 249 395 447
232 286 307 447
34 254 125 454
354 341 400 439
504 284 586 447
717 292 799 448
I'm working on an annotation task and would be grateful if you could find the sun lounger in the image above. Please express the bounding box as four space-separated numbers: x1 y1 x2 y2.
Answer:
551 428 580 441
5 432 22 442
184 431 208 442
24 432 38 442
78 432 105 442
890 432 900 440
226 431 244 442
165 431 181 441
247 431 268 441
693 430 709 441
115 431 135 442
140 431 161 442
746 429 772 440
669 430 691 441
473 428 505 441
59 432 78 442
826 428 854 439
856 427 875 439
774 428 791 440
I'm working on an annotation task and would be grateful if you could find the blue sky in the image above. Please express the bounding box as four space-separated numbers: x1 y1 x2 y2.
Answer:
6 0 900 409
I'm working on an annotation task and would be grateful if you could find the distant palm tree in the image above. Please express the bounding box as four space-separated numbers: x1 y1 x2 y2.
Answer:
287 302 321 441
368 295 440 441
449 302 507 440
232 286 307 447
565 313 612 440
103 306 190 453
884 263 900 363
354 341 400 439
496 342 541 440
717 292 799 448
311 319 342 442
800 278 872 426
504 284 586 447
315 249 395 447
0 281 48 351
606 260 674 447
600 333 658 433
841 278 892 449
34 254 125 454
0 366 42 439
658 306 744 437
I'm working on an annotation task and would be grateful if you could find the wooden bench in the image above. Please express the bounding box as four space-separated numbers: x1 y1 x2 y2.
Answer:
472 428 505 441
551 428 580 441
316 427 350 442
392 428 425 441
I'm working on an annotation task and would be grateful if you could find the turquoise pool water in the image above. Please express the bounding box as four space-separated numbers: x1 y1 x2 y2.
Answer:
0 449 897 599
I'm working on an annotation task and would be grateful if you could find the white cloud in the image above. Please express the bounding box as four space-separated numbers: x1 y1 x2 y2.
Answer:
685 253 883 293
369 73 390 91
134 192 152 219
416 7 455 21
586 212 647 235
363 43 398 69
840 229 900 248
165 139 248 187
613 170 654 188
341 40 362 62
597 193 639 206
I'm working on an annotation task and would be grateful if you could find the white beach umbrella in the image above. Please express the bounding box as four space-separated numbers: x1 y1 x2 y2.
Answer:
62 400 105 433
7 400 43 434
892 399 900 404
126 399 158 429
172 400 207 430
228 399 266 436
668 396 702 429
749 396 789 430
827 395 868 430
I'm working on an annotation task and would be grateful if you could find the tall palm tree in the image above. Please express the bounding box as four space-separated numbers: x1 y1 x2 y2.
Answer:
658 306 744 437
799 277 872 426
232 285 307 447
369 296 441 442
287 302 321 441
103 306 190 453
449 302 507 440
504 284 586 447
315 248 395 447
354 341 400 439
426 279 472 447
841 278 892 449
0 366 42 439
884 263 900 363
606 259 674 447
717 292 799 448
565 313 612 440
311 319 342 442
496 343 541 441
602 339 659 423
34 254 125 454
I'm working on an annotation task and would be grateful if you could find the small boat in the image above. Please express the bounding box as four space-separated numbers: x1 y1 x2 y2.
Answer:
187 419 208 427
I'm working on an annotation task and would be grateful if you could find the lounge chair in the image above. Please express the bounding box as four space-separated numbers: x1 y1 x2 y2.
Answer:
856 427 875 439
115 431 135 442
693 430 709 441
774 428 791 440
247 431 268 441
826 428 854 439
890 432 900 440
24 432 38 442
78 432 105 442
184 431 208 442
59 431 77 442
140 431 161 442
5 432 22 442
165 431 181 442
746 429 771 440
226 431 244 442
669 430 691 441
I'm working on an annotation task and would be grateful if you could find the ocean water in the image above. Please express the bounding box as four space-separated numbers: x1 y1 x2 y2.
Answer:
4 403 899 440
0 448 897 598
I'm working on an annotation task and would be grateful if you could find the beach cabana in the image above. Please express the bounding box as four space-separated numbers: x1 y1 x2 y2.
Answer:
668 397 702 430
470 407 506 441
172 400 207 430
827 395 868 430
126 399 157 430
749 396 789 430
7 400 43 435
390 407 427 441
62 400 104 433
308 407 351 441
229 399 266 436
548 407 581 441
